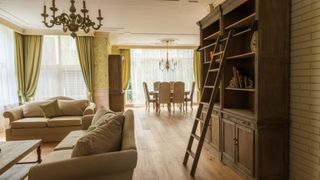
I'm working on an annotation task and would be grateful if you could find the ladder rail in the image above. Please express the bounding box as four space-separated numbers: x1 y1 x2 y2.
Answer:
190 30 233 176
183 30 234 176
183 36 222 166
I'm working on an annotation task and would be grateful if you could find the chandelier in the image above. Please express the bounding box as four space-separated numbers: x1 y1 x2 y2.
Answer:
41 0 103 38
159 39 177 71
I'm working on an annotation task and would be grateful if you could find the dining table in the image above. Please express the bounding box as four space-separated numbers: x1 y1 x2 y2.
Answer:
148 90 190 112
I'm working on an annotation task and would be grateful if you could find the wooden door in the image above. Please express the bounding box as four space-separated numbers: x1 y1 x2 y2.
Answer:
222 119 235 163
108 55 124 112
236 124 254 176
211 112 220 152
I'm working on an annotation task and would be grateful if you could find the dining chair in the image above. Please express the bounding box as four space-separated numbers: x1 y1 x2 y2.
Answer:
143 82 156 112
157 82 171 113
169 81 175 91
154 81 160 91
185 81 195 111
172 81 185 112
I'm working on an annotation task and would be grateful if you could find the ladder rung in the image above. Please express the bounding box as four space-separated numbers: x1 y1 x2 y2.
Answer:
209 68 219 72
195 118 212 126
215 59 221 63
187 150 196 158
191 134 201 141
211 51 224 57
204 85 214 89
195 118 204 123
200 102 209 106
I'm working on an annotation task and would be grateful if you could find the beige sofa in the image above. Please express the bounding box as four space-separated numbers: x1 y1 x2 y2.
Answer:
28 110 137 180
3 96 95 142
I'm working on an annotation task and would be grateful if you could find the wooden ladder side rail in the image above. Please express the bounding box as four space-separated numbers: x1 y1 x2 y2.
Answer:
183 30 234 177
183 35 221 167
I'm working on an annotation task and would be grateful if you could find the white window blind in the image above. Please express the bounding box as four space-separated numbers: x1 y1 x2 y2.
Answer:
0 24 18 111
35 36 86 100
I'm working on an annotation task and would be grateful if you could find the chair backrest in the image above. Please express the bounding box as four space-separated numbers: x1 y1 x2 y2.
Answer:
169 81 175 91
158 82 171 104
143 82 150 102
190 81 196 99
173 81 185 103
154 81 160 91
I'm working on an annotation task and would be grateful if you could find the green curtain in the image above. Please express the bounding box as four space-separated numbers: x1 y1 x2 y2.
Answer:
14 33 43 103
76 36 94 102
14 32 25 104
120 49 131 90
193 50 201 102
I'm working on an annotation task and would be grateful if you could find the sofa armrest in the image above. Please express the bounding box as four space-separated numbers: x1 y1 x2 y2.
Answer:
3 106 23 123
83 102 95 115
28 150 137 180
81 114 94 130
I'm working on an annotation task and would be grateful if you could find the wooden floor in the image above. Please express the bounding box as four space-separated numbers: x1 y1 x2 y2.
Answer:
0 107 242 180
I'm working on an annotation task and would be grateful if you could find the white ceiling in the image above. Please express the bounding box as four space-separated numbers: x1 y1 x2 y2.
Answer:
0 0 213 46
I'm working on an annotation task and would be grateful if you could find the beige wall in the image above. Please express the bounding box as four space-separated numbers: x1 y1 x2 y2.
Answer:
290 0 320 179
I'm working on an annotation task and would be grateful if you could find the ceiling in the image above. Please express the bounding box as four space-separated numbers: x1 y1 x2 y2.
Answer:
0 0 213 46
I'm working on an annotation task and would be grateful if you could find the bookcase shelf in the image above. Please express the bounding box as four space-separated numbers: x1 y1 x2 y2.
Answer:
225 87 255 92
225 13 256 30
203 31 220 41
227 52 255 60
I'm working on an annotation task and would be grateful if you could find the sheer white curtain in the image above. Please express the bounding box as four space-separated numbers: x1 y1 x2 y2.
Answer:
0 24 18 131
0 24 18 109
35 35 86 100
128 48 194 104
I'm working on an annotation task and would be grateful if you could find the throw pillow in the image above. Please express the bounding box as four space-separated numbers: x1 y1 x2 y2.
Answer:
58 99 89 116
90 106 114 125
88 112 124 132
40 100 63 118
71 118 124 157
23 100 49 117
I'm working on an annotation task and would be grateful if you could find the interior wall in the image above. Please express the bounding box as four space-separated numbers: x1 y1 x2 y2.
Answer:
93 33 112 108
290 0 320 179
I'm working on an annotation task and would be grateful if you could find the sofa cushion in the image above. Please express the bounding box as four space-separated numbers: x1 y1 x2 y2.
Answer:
71 118 124 157
88 112 124 132
40 99 63 118
47 116 82 127
23 101 49 117
42 149 73 164
90 107 113 125
54 130 88 151
58 100 89 116
11 118 48 128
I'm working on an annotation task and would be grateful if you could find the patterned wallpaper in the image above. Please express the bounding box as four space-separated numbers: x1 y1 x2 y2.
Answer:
93 36 110 89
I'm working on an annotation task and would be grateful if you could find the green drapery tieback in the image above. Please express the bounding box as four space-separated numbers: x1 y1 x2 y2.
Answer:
76 36 94 102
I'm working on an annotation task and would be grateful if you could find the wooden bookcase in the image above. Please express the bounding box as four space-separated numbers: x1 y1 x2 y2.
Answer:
197 0 290 179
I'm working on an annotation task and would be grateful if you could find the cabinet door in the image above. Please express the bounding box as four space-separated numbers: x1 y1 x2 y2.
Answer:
201 111 212 143
222 119 236 162
211 113 220 151
236 124 255 176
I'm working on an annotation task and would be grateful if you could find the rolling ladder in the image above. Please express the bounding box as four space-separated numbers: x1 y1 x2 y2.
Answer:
183 30 234 176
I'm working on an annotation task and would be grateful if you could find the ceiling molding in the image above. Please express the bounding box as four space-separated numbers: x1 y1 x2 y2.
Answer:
0 16 23 33
113 44 197 49
23 28 95 36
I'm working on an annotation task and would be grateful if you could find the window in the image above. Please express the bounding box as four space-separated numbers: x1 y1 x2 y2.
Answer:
128 49 194 104
35 36 86 100
0 24 18 111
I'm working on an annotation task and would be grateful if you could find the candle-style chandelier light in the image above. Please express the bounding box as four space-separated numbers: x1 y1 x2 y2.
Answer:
159 39 177 71
41 0 103 38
